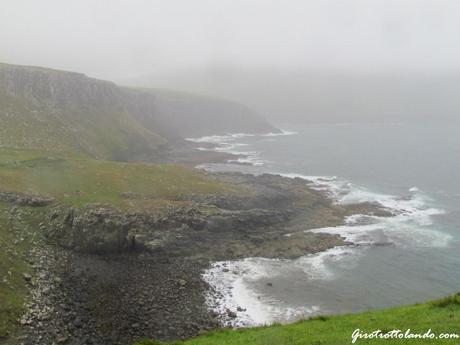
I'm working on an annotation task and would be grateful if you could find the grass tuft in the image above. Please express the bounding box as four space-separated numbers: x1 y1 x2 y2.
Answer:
432 293 460 308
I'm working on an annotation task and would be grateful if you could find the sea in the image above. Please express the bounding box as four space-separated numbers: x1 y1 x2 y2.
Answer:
187 122 460 327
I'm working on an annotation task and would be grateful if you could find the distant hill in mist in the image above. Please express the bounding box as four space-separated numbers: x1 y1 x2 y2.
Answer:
0 63 277 160
131 88 277 138
126 67 460 124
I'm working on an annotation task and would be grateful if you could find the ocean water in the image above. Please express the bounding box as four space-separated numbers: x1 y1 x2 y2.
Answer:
188 122 460 327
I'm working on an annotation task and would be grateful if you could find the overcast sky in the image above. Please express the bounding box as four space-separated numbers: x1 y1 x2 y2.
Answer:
2 0 460 81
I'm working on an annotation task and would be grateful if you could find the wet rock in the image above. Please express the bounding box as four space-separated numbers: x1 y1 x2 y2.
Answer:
57 335 69 344
226 309 237 318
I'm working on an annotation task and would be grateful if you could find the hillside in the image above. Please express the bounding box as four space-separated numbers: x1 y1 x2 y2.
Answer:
0 63 277 161
130 88 279 138
0 147 349 344
0 63 168 160
136 294 460 345
0 146 236 341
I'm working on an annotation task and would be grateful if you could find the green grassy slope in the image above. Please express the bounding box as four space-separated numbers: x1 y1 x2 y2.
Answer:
0 92 76 153
0 91 167 161
0 148 235 210
0 63 167 160
0 147 237 340
136 295 460 345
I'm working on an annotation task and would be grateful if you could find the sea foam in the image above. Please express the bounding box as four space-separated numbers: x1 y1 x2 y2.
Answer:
203 172 450 328
186 130 297 166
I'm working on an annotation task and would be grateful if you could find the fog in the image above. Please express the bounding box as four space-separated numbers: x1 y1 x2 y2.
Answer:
2 0 460 122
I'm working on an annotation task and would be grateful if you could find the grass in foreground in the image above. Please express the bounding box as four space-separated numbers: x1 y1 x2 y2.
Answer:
135 294 460 345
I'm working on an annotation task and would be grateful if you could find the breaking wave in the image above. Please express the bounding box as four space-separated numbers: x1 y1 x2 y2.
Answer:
203 173 449 327
186 130 297 166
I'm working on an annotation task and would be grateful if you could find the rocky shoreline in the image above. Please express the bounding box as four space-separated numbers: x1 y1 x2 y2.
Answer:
8 172 392 345
17 245 217 345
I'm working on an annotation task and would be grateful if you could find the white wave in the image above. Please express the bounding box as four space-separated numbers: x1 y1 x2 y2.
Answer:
186 129 295 166
213 143 249 154
228 153 267 166
260 130 298 137
186 132 267 166
203 185 449 328
278 173 450 248
201 152 451 327
311 218 450 248
186 135 228 144
279 173 347 199
203 245 361 327
186 133 255 144
231 133 256 139
203 258 322 328
294 246 359 280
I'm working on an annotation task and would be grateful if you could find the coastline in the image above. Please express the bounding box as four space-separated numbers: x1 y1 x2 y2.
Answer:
179 131 449 329
13 168 378 345
10 130 449 345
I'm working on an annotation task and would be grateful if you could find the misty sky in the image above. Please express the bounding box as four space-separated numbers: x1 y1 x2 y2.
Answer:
2 0 460 80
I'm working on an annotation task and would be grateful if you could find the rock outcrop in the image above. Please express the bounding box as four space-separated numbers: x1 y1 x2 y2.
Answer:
0 64 122 111
41 173 344 258
0 191 54 207
44 205 206 254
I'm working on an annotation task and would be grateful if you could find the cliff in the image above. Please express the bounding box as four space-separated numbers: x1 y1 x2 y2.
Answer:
0 63 166 160
129 88 279 138
0 63 121 110
0 63 278 161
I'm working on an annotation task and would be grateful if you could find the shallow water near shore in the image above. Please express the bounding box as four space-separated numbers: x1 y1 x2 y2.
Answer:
190 122 460 327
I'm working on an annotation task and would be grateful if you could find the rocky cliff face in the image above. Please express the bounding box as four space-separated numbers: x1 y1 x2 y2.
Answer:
0 63 278 161
0 63 168 159
0 63 122 111
39 172 348 258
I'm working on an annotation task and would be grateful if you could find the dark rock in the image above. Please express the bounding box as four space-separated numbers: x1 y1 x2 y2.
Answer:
57 335 69 344
226 309 237 318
